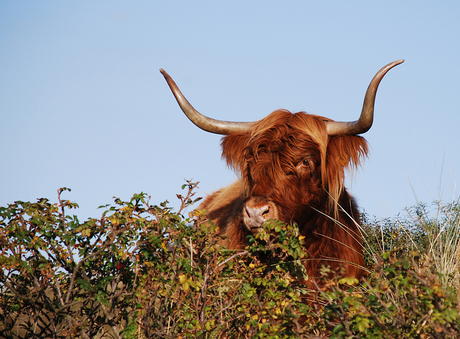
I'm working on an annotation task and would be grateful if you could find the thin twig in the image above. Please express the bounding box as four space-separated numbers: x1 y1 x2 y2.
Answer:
217 250 249 269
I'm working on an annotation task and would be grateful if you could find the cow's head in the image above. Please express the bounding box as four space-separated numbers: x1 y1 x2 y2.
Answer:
219 110 369 232
160 60 403 232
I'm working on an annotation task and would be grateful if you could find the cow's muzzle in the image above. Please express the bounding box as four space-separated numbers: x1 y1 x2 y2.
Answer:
243 197 278 232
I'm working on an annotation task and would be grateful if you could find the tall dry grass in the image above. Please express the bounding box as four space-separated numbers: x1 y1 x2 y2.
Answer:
361 197 460 305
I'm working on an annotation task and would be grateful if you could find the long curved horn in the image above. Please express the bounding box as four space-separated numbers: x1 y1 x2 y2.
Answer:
160 69 254 135
325 59 404 136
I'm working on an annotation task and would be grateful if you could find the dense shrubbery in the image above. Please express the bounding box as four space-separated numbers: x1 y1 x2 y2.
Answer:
320 252 460 338
1 183 459 338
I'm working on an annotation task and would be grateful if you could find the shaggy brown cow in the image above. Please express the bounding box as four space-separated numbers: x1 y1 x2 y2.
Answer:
160 60 403 284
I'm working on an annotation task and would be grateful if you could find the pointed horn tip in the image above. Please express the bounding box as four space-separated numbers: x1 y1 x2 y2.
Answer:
160 69 173 79
160 69 174 83
390 59 405 67
379 60 404 73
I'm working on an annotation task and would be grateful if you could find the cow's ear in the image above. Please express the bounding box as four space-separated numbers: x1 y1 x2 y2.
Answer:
323 135 369 213
327 135 369 172
221 133 250 173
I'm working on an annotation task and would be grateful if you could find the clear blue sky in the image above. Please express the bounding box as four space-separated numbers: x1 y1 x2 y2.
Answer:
1 1 459 220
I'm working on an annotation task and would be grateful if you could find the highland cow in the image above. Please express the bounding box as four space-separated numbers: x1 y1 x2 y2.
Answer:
160 60 403 285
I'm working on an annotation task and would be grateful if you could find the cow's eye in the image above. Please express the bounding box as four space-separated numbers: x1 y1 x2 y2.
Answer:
297 158 316 177
299 159 312 169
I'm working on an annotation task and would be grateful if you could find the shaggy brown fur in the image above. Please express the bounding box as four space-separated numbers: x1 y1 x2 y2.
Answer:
200 109 369 284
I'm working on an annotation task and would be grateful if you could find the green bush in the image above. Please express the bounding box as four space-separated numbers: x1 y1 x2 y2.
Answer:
1 183 459 338
0 187 146 338
320 252 460 338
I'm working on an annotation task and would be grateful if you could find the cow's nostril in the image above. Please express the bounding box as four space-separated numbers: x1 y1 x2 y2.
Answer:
244 207 250 218
262 207 270 218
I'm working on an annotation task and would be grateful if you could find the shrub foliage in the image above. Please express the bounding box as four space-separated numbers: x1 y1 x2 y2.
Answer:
1 183 459 338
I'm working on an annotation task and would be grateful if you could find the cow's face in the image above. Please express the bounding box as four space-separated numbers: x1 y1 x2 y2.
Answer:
221 110 329 232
